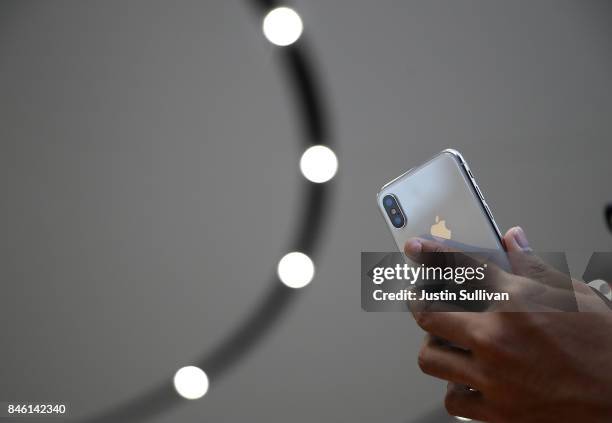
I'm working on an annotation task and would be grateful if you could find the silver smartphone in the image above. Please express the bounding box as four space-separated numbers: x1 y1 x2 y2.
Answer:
377 149 503 253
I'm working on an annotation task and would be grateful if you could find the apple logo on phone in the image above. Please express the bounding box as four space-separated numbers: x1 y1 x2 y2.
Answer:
431 215 452 240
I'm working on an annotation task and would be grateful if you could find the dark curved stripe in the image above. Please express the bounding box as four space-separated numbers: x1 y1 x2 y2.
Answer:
281 46 329 146
253 0 330 146
76 1 333 422
80 283 298 423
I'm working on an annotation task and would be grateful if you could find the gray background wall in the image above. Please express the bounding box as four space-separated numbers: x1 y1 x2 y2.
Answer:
1 0 611 421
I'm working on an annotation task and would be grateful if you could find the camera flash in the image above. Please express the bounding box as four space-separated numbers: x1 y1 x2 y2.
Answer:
391 209 397 214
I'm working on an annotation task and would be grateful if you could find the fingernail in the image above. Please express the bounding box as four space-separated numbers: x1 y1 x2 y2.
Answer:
405 239 422 257
512 227 530 250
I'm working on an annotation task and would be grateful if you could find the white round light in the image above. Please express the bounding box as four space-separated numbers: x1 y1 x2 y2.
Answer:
277 252 314 289
262 7 303 46
173 366 209 400
300 145 338 183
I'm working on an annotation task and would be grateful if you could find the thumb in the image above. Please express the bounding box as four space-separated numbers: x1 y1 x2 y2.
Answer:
504 226 581 311
504 226 531 254
504 226 568 289
505 227 602 304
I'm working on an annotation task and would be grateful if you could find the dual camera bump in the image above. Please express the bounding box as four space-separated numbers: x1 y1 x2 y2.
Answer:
382 194 406 228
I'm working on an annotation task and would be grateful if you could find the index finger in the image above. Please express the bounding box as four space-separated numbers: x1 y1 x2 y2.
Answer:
405 238 506 281
405 237 511 312
413 309 482 350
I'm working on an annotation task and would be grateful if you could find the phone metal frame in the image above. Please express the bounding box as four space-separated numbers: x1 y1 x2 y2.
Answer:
376 148 504 245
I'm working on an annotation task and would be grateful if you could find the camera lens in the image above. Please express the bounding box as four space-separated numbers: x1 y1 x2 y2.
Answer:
383 194 406 228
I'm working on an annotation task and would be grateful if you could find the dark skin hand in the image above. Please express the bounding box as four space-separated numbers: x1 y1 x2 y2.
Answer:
404 227 612 423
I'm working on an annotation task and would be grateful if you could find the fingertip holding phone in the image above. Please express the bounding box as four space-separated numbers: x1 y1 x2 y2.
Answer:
377 149 503 253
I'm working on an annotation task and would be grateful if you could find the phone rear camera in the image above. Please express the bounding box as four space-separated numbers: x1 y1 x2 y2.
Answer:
382 194 406 228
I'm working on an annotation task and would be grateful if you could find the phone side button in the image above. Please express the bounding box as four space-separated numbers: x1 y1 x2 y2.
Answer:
467 168 474 179
475 184 484 200
484 203 496 223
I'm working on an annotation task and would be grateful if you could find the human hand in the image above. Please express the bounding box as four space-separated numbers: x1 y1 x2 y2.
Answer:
404 227 612 422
